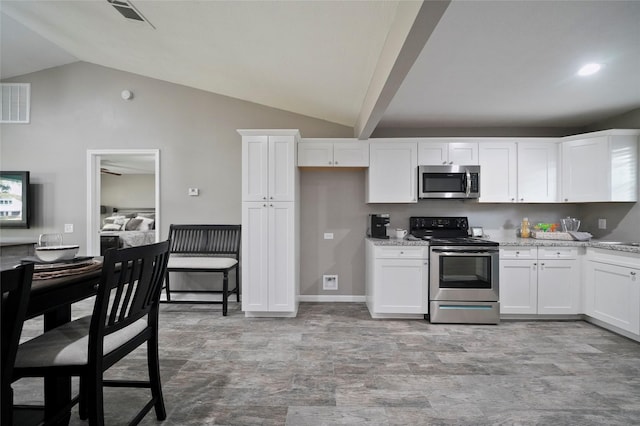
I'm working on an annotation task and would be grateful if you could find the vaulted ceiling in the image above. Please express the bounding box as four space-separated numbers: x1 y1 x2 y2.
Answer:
2 0 639 138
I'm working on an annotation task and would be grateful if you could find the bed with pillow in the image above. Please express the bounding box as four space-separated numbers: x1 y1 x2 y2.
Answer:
99 209 156 253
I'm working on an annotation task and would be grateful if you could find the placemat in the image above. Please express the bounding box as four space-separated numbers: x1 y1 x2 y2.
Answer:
33 259 103 280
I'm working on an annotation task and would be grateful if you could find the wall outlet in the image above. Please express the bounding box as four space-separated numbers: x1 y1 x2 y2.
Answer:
324 233 334 240
64 223 73 233
188 188 199 196
322 274 338 290
598 218 607 229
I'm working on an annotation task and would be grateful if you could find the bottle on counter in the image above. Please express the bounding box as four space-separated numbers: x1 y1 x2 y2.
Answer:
520 217 530 238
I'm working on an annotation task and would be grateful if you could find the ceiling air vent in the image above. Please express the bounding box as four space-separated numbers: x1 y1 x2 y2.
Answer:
0 83 30 124
107 0 155 29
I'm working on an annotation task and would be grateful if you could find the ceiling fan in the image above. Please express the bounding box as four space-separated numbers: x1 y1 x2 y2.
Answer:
100 167 122 176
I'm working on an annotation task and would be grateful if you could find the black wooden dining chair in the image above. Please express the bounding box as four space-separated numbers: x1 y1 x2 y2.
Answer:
13 241 171 426
1 263 34 426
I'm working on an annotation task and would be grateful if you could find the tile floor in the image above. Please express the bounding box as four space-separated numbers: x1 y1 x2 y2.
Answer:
14 301 640 425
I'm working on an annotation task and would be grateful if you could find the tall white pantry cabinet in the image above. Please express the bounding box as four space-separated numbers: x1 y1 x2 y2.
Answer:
239 130 300 317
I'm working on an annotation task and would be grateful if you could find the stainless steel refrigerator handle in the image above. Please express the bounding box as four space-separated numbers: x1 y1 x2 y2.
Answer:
465 169 471 197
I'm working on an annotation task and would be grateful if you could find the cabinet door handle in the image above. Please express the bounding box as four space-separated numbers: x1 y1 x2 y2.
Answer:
449 161 453 165
263 204 267 207
263 197 267 200
442 161 447 165
328 161 332 165
511 198 515 202
335 161 338 165
520 198 524 201
564 198 569 202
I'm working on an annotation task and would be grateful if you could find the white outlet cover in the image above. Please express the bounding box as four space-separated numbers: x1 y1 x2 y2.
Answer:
188 188 199 196
324 233 334 240
322 275 338 290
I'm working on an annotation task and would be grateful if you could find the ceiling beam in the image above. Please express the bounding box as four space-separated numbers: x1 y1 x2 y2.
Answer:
354 0 451 140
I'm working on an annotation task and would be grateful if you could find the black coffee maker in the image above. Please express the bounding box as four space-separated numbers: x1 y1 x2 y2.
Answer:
368 214 390 239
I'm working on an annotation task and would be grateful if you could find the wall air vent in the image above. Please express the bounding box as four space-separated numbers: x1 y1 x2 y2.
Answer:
0 83 30 124
107 0 155 29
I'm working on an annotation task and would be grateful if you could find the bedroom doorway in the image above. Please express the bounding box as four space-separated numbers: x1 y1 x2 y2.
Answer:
86 149 160 256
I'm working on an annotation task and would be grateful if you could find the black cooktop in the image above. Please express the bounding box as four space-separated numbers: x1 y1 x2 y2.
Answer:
427 236 499 247
409 216 498 247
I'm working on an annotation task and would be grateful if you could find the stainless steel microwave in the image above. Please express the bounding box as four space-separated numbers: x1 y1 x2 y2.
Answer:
418 165 480 199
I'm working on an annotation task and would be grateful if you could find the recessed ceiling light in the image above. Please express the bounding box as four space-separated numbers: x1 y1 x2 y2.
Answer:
577 63 602 76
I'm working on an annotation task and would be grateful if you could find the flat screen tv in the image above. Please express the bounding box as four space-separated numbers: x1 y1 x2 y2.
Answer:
0 171 31 228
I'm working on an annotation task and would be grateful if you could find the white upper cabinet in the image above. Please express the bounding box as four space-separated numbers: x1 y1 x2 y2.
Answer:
297 141 332 167
242 135 269 201
366 140 418 203
479 139 558 203
478 142 518 202
418 140 478 165
241 132 298 202
298 138 369 167
517 142 558 203
561 130 639 202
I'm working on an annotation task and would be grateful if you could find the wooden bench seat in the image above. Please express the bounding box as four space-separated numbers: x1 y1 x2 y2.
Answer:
163 225 241 315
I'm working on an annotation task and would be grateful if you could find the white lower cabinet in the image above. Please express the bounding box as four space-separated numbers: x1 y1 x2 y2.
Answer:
584 251 640 335
500 258 538 314
242 201 298 315
537 258 581 314
366 242 428 317
500 246 581 315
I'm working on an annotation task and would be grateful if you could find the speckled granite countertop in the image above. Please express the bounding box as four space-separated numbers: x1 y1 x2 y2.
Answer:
367 238 430 247
367 237 640 254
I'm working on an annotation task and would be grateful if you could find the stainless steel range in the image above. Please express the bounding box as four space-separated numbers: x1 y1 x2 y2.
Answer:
410 217 500 324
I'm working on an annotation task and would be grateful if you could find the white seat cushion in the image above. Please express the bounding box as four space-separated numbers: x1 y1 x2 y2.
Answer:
167 256 237 270
15 315 148 367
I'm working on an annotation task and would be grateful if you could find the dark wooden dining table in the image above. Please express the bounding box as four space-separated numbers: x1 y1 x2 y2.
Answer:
1 255 103 426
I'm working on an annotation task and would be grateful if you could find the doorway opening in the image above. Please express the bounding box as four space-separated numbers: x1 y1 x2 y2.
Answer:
86 149 160 255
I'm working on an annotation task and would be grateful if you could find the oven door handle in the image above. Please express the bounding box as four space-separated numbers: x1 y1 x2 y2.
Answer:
432 248 498 255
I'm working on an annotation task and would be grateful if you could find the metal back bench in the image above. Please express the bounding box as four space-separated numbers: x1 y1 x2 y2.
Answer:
164 224 241 315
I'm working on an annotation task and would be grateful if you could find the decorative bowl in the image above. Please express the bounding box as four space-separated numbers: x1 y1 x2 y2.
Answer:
35 245 80 262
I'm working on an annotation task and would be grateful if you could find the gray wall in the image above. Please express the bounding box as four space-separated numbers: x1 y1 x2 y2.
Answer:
300 168 582 296
101 173 155 209
0 61 351 246
2 62 639 298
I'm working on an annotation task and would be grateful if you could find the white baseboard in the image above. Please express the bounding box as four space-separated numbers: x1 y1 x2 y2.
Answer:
161 293 366 304
298 295 366 303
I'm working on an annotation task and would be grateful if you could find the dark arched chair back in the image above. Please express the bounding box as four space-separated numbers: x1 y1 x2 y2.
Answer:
1 263 34 426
